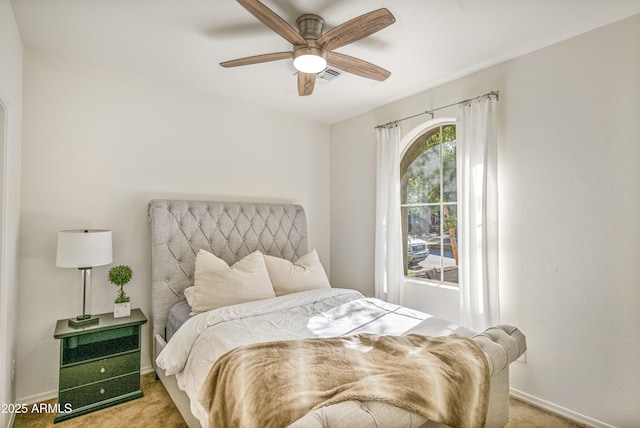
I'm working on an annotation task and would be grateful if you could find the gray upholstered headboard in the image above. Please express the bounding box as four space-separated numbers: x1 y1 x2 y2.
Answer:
148 199 308 339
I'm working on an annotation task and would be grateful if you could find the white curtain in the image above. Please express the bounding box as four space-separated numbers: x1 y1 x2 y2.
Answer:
375 126 404 305
457 96 500 331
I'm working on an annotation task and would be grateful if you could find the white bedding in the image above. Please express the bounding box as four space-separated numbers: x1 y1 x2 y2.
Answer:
155 288 433 427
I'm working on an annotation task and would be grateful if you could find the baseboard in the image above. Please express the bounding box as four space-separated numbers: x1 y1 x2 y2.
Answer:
510 388 615 428
18 389 58 406
18 365 156 405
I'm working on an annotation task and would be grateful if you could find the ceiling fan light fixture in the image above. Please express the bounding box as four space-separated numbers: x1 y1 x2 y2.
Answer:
293 44 327 74
293 54 327 74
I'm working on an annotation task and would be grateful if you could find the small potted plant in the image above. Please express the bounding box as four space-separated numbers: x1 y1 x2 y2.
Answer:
108 265 133 318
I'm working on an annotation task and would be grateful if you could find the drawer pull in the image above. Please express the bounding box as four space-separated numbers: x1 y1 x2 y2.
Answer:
100 367 106 373
100 388 105 394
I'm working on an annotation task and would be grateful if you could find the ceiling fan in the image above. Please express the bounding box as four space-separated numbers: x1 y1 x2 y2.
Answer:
220 0 396 96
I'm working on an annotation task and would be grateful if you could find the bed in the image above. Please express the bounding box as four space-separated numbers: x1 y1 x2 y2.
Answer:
149 199 526 428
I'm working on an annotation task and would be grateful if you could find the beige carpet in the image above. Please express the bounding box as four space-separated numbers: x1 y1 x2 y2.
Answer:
14 373 587 427
506 398 588 428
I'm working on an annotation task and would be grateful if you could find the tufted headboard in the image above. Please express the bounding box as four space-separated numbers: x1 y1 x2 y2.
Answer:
148 199 308 339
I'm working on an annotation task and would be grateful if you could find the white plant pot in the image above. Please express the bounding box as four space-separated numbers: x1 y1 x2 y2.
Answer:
114 302 131 318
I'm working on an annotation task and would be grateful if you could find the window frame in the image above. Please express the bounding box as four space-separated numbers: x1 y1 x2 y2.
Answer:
399 118 458 288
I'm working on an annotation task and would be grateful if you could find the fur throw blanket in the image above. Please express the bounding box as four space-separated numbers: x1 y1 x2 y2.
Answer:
199 333 490 428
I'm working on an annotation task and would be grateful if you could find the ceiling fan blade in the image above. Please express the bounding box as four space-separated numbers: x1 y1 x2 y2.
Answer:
220 51 292 68
317 8 395 51
326 51 390 81
297 72 316 96
236 0 306 45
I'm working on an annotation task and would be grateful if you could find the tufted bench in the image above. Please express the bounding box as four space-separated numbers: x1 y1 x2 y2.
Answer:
291 322 526 428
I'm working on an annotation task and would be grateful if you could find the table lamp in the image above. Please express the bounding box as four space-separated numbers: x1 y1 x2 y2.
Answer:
56 229 113 327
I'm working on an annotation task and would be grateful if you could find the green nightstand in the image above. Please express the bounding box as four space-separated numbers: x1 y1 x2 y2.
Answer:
53 309 147 423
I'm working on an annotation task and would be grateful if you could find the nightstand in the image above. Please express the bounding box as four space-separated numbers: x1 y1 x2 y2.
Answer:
53 309 147 423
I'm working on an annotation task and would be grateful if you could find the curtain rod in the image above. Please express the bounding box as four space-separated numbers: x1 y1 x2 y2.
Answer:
374 90 499 129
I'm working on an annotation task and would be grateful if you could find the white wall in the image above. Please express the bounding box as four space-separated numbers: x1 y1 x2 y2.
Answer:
17 48 331 402
0 3 23 428
330 14 640 427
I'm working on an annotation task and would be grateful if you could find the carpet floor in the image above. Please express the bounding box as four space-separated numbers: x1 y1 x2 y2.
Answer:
14 373 587 428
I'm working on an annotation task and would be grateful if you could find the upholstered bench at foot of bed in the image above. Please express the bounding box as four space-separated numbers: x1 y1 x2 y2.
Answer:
291 323 527 428
408 321 527 428
289 401 429 428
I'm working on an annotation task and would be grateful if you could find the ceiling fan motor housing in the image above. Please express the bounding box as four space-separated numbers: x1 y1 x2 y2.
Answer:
293 40 326 60
295 14 325 39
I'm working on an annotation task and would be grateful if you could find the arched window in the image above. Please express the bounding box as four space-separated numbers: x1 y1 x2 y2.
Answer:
400 121 458 286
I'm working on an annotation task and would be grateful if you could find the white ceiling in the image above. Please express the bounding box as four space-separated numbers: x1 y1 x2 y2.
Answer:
10 0 640 125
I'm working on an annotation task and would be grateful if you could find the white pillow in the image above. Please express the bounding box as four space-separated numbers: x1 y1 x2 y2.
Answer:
183 286 195 307
191 250 275 314
263 249 331 296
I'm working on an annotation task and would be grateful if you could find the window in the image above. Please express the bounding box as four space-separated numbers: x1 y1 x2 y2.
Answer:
400 122 458 286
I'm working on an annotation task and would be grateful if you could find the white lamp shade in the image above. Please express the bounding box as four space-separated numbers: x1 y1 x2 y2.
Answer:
56 229 113 268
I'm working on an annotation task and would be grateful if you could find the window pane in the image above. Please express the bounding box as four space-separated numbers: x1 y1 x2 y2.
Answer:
442 125 457 202
442 204 459 285
404 206 460 283
406 206 440 278
402 143 440 205
425 205 443 282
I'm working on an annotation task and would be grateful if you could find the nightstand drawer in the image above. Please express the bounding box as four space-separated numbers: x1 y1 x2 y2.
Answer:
60 352 140 390
58 372 141 410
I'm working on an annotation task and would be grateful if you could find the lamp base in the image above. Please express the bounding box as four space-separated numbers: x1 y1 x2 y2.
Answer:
68 314 99 328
